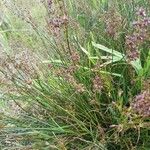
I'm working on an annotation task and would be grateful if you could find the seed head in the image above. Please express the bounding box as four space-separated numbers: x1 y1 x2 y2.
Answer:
136 7 146 17
92 75 103 92
131 91 150 117
126 7 150 61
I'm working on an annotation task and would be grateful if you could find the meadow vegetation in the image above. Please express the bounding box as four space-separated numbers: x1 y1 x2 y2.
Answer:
0 0 150 149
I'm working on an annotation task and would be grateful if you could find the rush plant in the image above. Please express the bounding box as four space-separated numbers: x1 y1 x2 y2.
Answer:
0 0 150 149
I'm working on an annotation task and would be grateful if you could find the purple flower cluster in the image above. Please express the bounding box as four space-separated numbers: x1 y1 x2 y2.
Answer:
55 66 85 93
0 50 39 87
48 15 68 36
136 7 146 17
131 91 150 117
104 8 122 39
92 75 103 92
70 51 80 64
131 79 150 117
47 0 52 9
126 8 150 61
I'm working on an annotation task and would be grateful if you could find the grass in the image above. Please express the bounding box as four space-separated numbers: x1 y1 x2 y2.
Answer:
0 0 150 149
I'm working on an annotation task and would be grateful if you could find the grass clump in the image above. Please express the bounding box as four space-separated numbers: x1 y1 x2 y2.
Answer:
0 0 150 149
